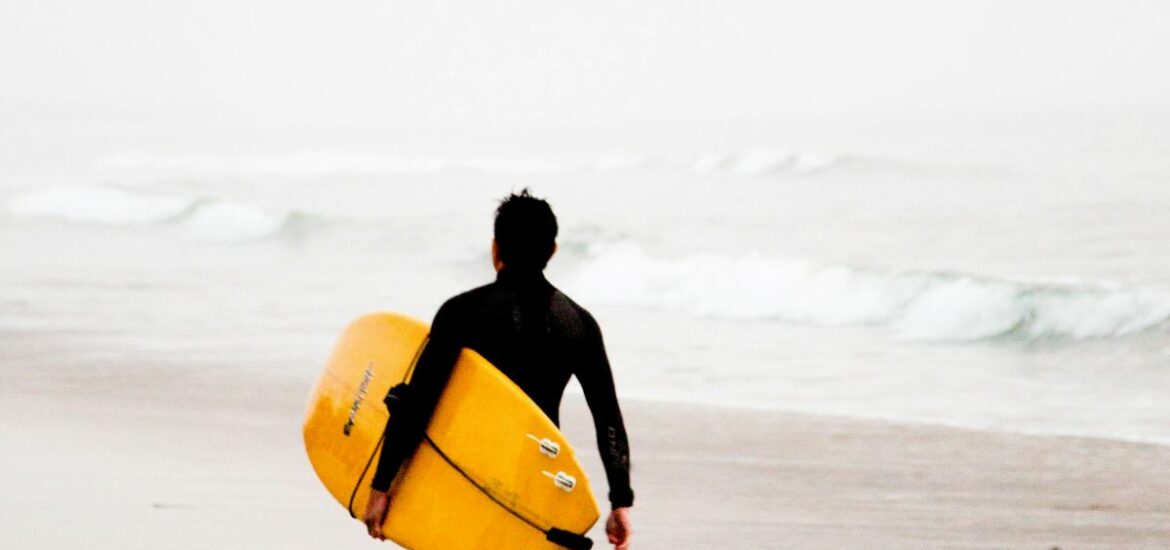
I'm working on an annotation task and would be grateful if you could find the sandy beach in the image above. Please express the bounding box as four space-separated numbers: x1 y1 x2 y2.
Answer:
2 334 1167 550
7 3 1170 549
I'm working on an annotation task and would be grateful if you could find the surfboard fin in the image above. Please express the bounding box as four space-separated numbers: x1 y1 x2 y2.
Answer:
546 528 593 549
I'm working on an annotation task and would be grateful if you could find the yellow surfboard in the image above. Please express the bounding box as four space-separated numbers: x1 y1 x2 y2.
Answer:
303 313 600 549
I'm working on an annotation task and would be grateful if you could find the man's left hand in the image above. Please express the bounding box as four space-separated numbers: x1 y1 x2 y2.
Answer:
606 507 632 549
364 489 391 540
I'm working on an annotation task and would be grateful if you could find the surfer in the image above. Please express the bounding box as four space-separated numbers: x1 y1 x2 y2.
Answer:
364 189 634 549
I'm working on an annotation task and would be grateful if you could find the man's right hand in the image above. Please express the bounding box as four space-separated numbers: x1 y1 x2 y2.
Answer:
364 489 391 540
606 507 632 549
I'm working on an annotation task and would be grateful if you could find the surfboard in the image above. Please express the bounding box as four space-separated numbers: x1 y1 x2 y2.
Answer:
303 313 600 549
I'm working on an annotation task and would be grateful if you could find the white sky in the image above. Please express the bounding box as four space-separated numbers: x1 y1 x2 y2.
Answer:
2 0 1169 128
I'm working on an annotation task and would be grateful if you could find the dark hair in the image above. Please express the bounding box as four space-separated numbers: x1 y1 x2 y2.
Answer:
494 189 558 271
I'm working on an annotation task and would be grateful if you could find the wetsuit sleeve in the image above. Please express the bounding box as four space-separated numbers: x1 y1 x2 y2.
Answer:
369 299 465 492
575 312 634 509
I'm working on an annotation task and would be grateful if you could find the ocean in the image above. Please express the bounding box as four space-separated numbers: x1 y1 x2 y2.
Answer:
3 117 1168 446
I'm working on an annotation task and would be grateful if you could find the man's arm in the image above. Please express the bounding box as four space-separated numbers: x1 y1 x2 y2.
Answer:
575 311 634 549
575 312 634 509
364 299 464 539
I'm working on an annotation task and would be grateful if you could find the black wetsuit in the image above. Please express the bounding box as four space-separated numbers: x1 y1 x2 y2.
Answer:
370 268 634 509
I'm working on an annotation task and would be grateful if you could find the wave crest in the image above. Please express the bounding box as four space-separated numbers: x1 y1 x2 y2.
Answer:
564 242 1170 342
8 186 195 225
6 186 304 243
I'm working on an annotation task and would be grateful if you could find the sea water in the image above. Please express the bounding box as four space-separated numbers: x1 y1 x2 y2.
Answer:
2 116 1168 445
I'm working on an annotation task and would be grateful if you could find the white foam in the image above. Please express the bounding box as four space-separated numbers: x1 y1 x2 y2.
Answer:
567 241 909 324
7 186 292 243
692 152 729 173
790 152 842 173
1027 289 1170 339
181 201 287 243
892 279 1026 341
727 150 794 176
565 241 1170 341
7 187 194 225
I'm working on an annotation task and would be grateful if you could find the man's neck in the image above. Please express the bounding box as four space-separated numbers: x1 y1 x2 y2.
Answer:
496 267 548 286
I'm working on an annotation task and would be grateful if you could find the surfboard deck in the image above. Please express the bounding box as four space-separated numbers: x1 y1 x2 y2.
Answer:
304 313 600 549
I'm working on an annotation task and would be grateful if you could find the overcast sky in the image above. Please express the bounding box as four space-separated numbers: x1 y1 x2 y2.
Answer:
2 1 1169 128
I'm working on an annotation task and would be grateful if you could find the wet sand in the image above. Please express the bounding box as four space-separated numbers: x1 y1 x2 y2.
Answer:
1 348 1168 549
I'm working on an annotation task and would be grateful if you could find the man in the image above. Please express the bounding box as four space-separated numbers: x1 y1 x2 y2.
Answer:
364 190 634 549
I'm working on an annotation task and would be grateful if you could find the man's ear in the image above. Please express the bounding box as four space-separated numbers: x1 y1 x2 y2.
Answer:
551 242 557 259
492 240 504 271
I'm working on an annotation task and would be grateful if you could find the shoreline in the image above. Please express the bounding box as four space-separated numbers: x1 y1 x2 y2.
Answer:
6 326 1168 452
2 352 1169 548
596 390 1170 451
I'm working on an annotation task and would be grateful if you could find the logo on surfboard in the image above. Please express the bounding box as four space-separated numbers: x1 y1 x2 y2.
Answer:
343 362 375 436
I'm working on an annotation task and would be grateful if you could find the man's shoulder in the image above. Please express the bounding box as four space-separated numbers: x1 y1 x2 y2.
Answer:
549 287 600 334
438 282 496 312
435 279 602 334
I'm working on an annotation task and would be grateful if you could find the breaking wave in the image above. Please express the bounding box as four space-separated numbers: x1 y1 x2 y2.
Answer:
8 186 194 225
6 186 307 243
564 241 1170 342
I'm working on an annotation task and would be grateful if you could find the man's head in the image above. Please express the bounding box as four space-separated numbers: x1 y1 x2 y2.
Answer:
493 189 558 272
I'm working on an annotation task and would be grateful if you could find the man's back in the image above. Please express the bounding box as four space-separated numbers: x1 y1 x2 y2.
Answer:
363 190 633 548
369 268 633 508
443 270 612 424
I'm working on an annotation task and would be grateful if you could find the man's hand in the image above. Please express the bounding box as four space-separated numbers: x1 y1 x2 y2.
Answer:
364 489 391 540
606 507 632 549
